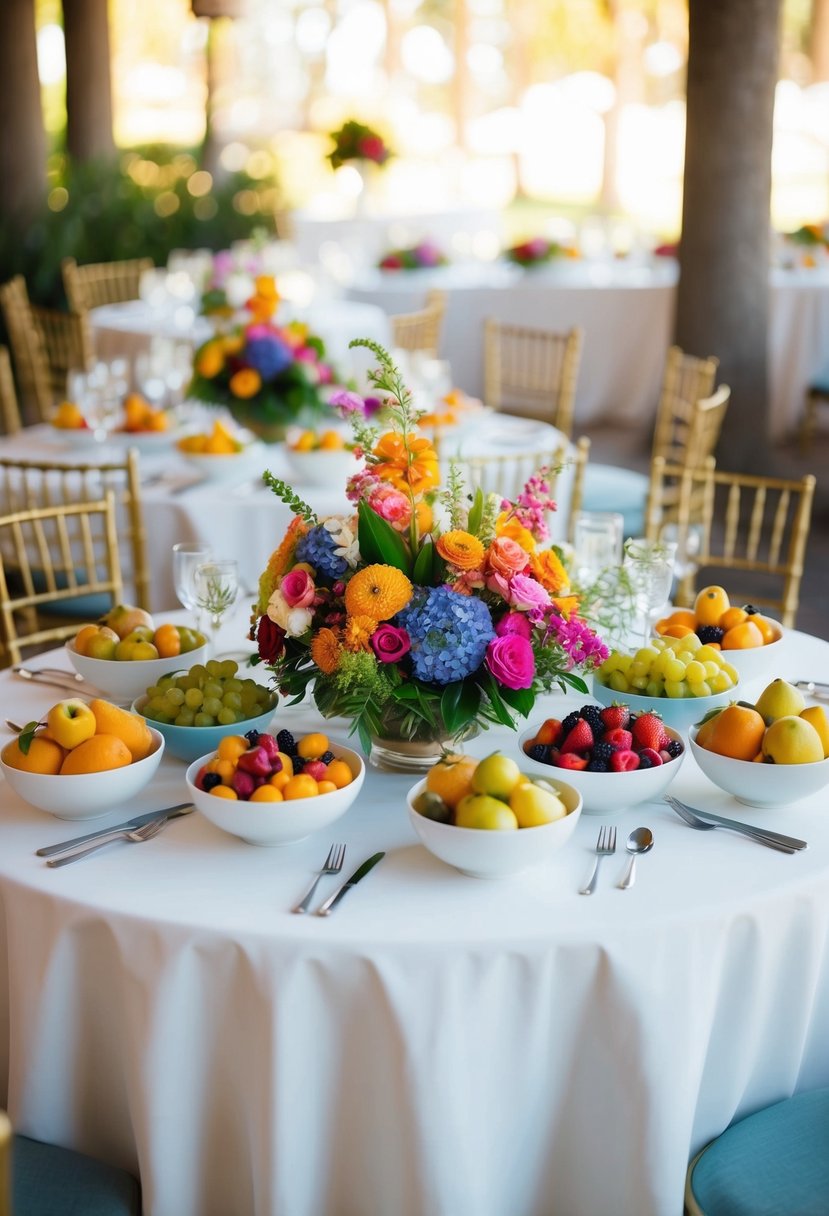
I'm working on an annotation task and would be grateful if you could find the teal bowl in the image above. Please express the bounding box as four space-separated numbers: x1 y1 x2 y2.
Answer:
591 674 737 735
131 694 277 763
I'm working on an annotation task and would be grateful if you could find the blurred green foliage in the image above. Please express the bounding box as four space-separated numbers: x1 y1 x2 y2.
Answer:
0 145 281 308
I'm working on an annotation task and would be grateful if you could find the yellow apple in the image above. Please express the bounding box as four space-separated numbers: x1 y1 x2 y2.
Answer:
455 793 518 830
470 752 523 801
85 626 119 660
45 698 97 750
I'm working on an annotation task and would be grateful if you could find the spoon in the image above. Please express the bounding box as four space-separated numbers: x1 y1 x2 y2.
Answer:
617 826 654 890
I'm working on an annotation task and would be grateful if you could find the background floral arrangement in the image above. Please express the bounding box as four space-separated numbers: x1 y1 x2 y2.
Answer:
189 275 337 433
504 236 574 267
378 241 448 271
250 340 607 755
327 120 392 170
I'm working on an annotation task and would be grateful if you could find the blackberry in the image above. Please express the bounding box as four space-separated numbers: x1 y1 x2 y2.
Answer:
244 729 262 746
587 758 610 772
580 705 604 735
527 743 550 764
742 603 759 615
591 740 615 763
320 750 335 765
201 772 222 791
637 752 654 769
666 739 684 758
276 729 298 756
696 625 724 644
561 710 582 734
291 755 305 772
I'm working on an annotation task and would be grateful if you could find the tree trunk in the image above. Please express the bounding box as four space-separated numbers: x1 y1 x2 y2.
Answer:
810 0 829 81
201 18 224 178
0 0 46 226
63 0 115 163
676 0 782 470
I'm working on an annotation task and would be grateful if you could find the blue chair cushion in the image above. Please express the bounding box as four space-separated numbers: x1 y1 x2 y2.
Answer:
687 1088 829 1216
580 463 648 540
12 1134 141 1216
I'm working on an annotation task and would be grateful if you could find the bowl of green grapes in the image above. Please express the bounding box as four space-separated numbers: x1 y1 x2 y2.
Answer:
131 658 277 763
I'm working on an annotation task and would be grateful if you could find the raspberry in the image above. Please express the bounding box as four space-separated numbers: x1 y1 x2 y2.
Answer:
666 739 684 758
604 727 633 751
696 625 724 644
610 749 640 772
276 729 298 756
527 743 550 763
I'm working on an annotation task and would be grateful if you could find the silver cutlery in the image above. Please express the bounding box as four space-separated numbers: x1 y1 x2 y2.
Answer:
292 842 346 914
46 814 172 867
12 667 95 695
316 851 385 916
170 476 208 496
665 795 806 852
12 665 84 683
792 680 829 700
579 825 616 895
37 803 194 858
617 826 654 889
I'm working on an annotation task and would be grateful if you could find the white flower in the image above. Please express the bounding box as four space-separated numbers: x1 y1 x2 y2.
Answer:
267 589 313 637
323 517 360 568
225 272 256 310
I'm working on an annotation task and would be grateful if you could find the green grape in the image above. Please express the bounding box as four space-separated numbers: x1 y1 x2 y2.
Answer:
222 691 242 712
166 687 185 706
194 711 216 727
217 707 236 726
151 708 175 724
203 696 222 717
189 664 207 683
222 679 242 694
174 708 196 726
184 687 203 709
203 680 223 700
206 659 222 676
145 696 168 716
219 659 238 679
158 673 177 687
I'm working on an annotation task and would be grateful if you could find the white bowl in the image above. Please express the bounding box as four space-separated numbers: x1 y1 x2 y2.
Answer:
0 728 164 820
66 639 209 702
720 622 785 686
406 776 582 878
185 742 365 846
178 441 267 483
689 727 829 808
283 446 362 488
592 675 736 734
518 723 685 814
132 694 277 763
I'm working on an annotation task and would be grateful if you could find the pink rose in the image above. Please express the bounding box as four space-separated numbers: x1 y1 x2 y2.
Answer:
370 624 411 663
486 634 536 690
485 570 512 600
368 484 413 532
280 568 316 609
507 574 551 616
495 611 532 640
486 536 529 577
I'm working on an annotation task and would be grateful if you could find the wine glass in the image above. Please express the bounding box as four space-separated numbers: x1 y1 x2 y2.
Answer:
194 559 239 654
572 511 624 586
623 538 677 647
172 542 212 631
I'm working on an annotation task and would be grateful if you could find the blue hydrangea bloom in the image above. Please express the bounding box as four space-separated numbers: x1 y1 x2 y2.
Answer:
397 587 494 685
295 525 348 582
244 335 293 380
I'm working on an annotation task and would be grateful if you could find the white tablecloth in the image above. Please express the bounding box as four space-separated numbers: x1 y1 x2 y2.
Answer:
0 624 828 1216
348 262 829 441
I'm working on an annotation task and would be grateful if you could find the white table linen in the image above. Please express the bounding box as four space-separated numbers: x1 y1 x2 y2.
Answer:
1 622 829 1216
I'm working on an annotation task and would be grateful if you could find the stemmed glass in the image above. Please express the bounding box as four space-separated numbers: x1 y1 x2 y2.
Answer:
172 542 212 633
623 538 677 647
194 559 239 654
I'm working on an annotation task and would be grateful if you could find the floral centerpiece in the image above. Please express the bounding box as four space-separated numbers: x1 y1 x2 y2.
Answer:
378 241 448 271
504 237 574 267
189 275 337 442
327 120 392 170
250 340 607 770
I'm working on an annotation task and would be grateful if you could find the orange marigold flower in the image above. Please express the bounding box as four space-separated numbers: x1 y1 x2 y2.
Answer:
436 530 485 571
194 340 225 379
495 512 537 553
551 594 579 619
531 548 570 595
229 368 262 398
345 565 413 620
255 274 279 300
311 627 343 674
342 615 378 652
373 433 440 496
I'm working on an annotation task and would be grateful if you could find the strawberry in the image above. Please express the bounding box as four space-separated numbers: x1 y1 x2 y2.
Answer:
609 749 640 772
631 712 669 752
555 752 589 771
600 703 630 731
603 727 633 751
559 718 594 754
637 747 663 767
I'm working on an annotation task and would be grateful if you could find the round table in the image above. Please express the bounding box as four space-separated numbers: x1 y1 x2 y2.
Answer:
1 622 828 1216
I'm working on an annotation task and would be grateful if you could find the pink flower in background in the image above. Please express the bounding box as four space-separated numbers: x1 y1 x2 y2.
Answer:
370 624 411 663
368 484 412 531
545 613 609 669
346 468 382 504
486 536 528 577
415 242 443 267
495 611 532 640
485 634 535 689
330 390 366 415
280 568 316 609
506 574 551 619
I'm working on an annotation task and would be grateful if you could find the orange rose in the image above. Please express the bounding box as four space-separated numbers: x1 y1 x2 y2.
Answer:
495 511 536 553
436 530 485 571
485 536 529 577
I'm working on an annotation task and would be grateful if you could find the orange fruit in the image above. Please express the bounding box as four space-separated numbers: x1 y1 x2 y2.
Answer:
206 757 235 785
249 785 283 802
694 711 723 749
297 732 329 760
74 623 102 655
276 751 294 778
721 621 764 650
2 735 66 774
535 718 562 746
718 607 748 632
318 430 345 450
325 759 353 789
703 704 766 761
89 699 154 762
269 770 291 790
694 586 730 627
283 774 320 800
59 734 132 774
217 735 249 764
662 624 694 639
209 784 238 799
153 623 181 659
661 609 697 632
426 752 477 809
317 780 338 794
751 614 780 644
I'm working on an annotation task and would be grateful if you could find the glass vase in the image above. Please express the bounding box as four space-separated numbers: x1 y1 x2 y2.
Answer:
226 401 288 444
368 710 479 774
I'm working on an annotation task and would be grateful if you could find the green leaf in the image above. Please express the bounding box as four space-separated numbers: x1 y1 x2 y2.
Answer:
357 500 411 574
556 672 588 694
412 539 435 585
467 487 484 537
440 681 481 735
478 672 517 728
498 685 536 718
17 720 43 756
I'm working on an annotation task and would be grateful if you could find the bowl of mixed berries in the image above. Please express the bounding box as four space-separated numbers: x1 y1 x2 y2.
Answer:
518 701 685 813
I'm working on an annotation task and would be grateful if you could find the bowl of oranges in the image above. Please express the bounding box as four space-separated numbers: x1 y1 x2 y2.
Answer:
67 609 208 702
176 419 264 482
655 585 784 687
284 428 360 487
185 728 364 845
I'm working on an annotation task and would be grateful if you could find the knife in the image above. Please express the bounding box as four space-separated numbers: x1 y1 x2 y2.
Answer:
315 852 385 917
667 798 808 851
36 802 194 858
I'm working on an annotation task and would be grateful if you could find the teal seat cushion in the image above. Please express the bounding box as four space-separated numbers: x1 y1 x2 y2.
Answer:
12 1134 141 1216
687 1089 829 1216
580 463 648 539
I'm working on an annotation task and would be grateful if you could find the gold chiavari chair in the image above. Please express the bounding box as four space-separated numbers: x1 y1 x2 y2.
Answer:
0 276 93 424
651 345 720 466
646 456 816 628
0 348 22 436
390 290 447 357
0 450 150 612
0 492 123 666
62 255 153 312
483 321 583 440
645 384 731 526
0 1111 9 1216
445 435 590 545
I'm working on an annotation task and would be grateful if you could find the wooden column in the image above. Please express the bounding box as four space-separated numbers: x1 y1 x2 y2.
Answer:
0 0 46 225
63 0 115 162
676 0 782 468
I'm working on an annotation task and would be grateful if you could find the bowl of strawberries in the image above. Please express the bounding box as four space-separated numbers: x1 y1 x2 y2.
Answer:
518 702 686 814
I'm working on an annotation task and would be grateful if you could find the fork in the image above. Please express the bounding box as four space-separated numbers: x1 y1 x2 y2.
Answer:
664 796 799 855
579 825 616 895
46 816 170 868
292 843 346 914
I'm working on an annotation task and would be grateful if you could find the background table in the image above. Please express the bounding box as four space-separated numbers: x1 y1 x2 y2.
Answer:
1 621 828 1216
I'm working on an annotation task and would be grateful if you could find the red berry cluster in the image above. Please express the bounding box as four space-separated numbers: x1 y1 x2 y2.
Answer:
523 704 683 773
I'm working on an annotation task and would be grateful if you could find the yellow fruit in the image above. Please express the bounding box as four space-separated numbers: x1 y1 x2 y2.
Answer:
209 784 238 799
297 732 329 760
317 780 338 795
455 793 518 830
283 774 319 799
89 699 154 762
46 698 97 750
217 735 249 763
718 606 748 632
762 716 824 765
318 430 345 450
800 706 829 758
426 752 478 809
694 586 730 627
2 735 65 774
509 781 567 827
249 785 283 802
325 759 352 789
721 621 764 650
59 734 132 775
470 752 523 800
269 771 290 790
754 679 806 725
74 623 102 654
